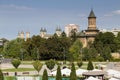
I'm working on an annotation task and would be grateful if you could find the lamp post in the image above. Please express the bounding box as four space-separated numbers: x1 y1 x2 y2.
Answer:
37 48 39 60
118 50 120 58
63 47 66 64
80 48 82 62
20 49 23 61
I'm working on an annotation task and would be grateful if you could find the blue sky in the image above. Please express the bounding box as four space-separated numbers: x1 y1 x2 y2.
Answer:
0 0 120 40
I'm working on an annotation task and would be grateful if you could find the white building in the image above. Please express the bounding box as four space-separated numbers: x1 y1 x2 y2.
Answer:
65 24 79 37
100 28 120 36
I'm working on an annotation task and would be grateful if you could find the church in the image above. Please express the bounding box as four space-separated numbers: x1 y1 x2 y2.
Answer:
78 9 99 47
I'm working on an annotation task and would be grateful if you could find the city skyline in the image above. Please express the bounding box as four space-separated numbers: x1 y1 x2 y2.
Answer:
0 0 120 40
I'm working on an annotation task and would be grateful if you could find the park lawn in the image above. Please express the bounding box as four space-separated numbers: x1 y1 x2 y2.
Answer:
2 68 35 72
4 76 16 80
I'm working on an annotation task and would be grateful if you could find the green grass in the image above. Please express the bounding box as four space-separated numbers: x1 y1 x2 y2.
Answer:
4 76 16 80
3 68 35 72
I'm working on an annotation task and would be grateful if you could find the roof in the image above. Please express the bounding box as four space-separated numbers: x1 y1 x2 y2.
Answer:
88 9 96 18
82 71 106 76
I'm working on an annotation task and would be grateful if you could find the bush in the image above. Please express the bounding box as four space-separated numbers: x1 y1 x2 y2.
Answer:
70 63 77 80
87 60 94 70
45 59 56 71
0 69 4 80
56 66 62 80
33 60 43 75
42 69 48 80
77 61 83 68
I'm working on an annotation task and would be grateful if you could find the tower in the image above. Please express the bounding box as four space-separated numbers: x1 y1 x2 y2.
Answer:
85 9 99 35
17 31 21 38
26 32 30 40
20 31 24 39
56 27 62 36
88 9 97 30
40 28 47 38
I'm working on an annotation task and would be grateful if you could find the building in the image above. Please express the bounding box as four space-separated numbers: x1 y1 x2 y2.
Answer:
78 9 99 47
65 24 79 37
17 31 30 40
40 27 62 39
100 28 120 37
55 27 62 37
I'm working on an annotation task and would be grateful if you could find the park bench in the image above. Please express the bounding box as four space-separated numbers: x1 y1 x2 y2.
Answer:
22 72 29 75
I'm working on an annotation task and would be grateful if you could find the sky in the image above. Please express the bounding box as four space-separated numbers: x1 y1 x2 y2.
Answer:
0 0 120 40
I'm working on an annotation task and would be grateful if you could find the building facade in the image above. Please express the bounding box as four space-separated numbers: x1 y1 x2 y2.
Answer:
65 24 79 37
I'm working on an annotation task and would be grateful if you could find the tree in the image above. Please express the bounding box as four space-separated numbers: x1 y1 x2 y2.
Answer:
56 66 62 80
0 69 4 80
11 59 21 75
3 38 24 58
69 39 83 61
33 60 43 75
42 69 48 80
77 61 83 68
87 60 94 70
45 59 56 71
101 46 112 61
70 63 77 80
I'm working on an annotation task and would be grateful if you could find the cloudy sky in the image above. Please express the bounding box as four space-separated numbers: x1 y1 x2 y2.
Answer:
0 0 120 40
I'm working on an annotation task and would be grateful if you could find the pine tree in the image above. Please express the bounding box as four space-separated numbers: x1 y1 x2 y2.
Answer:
70 63 77 80
42 69 48 80
0 69 4 80
87 60 94 70
56 66 62 80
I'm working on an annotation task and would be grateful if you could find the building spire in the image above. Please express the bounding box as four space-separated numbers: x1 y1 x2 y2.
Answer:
88 9 96 18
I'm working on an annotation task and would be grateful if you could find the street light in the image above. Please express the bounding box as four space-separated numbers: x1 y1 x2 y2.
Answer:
118 50 120 58
63 47 66 64
20 49 23 61
37 48 39 60
80 48 82 62
0 55 3 69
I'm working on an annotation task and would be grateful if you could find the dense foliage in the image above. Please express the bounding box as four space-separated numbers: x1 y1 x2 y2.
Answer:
1 31 120 61
2 34 72 60
69 39 83 61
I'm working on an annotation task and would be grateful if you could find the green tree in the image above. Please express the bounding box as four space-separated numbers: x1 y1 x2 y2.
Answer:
87 60 94 70
69 39 83 61
3 38 24 58
101 46 112 61
0 69 4 80
11 59 21 75
42 69 48 80
33 60 43 75
70 63 77 80
56 66 62 80
45 59 56 71
77 61 83 68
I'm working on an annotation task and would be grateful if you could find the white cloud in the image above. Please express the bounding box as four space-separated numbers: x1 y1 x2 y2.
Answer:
112 10 120 15
0 4 34 10
104 10 120 17
104 14 113 17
